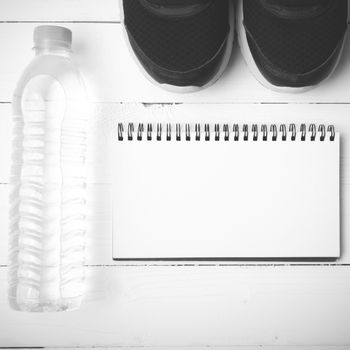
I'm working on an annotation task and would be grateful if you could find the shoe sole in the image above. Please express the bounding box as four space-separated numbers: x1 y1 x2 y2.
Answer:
119 0 235 93
236 0 348 94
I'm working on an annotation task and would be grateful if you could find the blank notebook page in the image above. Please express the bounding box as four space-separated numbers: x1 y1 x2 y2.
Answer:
112 123 340 260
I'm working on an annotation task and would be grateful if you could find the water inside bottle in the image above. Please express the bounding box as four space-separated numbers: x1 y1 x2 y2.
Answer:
9 74 87 312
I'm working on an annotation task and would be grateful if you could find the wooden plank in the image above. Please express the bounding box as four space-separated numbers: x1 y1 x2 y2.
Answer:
2 102 350 185
2 103 350 265
1 265 350 347
0 0 119 22
0 23 350 104
0 104 11 184
2 181 350 265
0 0 348 24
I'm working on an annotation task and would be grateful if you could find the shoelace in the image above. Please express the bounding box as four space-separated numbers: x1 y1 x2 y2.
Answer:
261 0 333 19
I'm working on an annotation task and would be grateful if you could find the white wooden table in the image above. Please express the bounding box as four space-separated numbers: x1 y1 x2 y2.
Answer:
1 1 350 349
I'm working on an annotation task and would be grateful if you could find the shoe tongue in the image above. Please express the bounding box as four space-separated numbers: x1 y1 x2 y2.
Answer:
261 0 332 19
140 0 213 18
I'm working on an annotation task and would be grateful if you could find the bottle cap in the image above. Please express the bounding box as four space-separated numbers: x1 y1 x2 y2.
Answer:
34 25 72 50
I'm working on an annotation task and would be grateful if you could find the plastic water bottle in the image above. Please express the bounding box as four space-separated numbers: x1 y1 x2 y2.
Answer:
9 26 88 311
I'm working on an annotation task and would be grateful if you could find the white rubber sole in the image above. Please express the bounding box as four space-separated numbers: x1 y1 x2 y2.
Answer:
119 0 235 93
236 0 347 94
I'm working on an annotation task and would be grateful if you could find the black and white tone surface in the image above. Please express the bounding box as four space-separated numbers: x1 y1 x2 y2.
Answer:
1 0 350 349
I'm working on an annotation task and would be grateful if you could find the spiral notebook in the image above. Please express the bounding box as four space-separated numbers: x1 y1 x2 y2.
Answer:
112 123 340 260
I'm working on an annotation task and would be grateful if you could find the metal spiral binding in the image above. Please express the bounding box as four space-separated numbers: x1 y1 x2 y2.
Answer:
118 123 336 142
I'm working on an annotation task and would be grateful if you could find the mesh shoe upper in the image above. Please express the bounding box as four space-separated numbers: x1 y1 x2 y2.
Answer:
243 0 348 87
123 0 231 87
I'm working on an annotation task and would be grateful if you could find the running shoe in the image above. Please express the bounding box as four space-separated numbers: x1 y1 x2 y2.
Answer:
120 0 234 92
237 0 348 92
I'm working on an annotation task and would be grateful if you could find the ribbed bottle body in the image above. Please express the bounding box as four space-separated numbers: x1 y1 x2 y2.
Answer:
9 51 88 312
